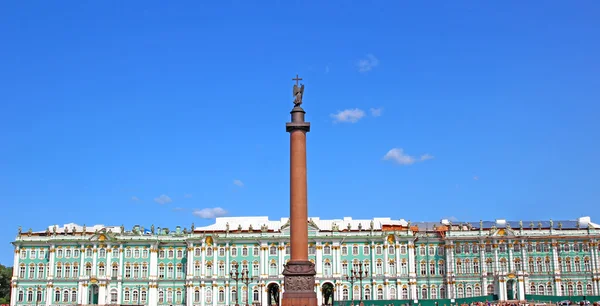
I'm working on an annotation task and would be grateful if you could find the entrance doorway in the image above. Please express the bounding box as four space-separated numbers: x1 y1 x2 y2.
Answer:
506 279 516 300
88 284 99 304
267 283 280 306
322 283 334 306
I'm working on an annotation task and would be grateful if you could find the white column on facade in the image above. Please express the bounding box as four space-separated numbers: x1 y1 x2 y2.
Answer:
201 244 206 278
149 244 158 306
12 247 19 277
212 285 218 306
395 244 401 277
45 285 53 306
9 285 17 306
493 244 499 273
200 284 206 306
508 244 514 271
383 242 389 277
117 281 123 306
48 246 56 278
371 242 376 275
187 243 194 278
225 243 230 276
80 246 85 277
92 244 98 277
316 243 323 276
498 280 506 301
83 283 90 305
187 284 193 306
518 278 526 300
259 245 265 277
262 284 268 306
78 282 85 304
317 283 323 305
261 244 268 276
98 283 107 305
279 242 286 276
212 247 218 278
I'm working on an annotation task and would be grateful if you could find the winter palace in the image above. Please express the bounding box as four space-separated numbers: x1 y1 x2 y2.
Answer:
10 216 600 306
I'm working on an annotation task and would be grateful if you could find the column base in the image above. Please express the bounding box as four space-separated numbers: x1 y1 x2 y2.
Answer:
281 260 317 306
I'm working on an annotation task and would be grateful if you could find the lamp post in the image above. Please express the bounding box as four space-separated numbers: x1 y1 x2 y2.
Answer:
345 273 356 305
348 262 368 305
241 268 258 306
230 263 241 306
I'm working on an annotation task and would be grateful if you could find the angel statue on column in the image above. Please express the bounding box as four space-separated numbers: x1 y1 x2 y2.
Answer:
293 82 304 107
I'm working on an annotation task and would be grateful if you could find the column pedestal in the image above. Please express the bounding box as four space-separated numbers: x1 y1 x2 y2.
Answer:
282 261 317 306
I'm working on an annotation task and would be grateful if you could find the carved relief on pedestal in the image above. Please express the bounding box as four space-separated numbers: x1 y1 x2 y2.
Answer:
282 261 316 293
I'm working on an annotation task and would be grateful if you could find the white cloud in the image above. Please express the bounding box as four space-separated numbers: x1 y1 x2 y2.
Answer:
357 54 379 72
383 148 434 166
184 194 192 198
473 176 480 181
444 216 459 222
370 107 383 117
331 108 366 123
131 196 140 202
193 207 228 219
233 179 244 187
154 194 172 204
420 154 434 161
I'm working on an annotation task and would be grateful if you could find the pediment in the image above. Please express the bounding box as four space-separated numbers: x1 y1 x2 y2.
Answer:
492 227 517 237
89 229 117 242
280 219 320 233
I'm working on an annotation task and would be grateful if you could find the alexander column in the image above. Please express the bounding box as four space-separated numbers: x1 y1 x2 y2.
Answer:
281 75 317 306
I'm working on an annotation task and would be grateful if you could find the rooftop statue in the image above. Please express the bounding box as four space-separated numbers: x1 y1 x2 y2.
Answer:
292 74 304 107
18 226 22 236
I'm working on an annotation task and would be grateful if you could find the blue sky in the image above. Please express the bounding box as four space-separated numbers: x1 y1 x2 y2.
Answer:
1 1 599 265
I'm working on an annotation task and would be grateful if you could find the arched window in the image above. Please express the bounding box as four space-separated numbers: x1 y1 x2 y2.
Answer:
217 289 224 303
27 290 33 302
440 287 446 299
206 248 213 257
194 289 200 302
176 290 182 302
430 287 437 299
18 290 24 302
132 290 139 303
421 287 428 299
474 286 481 296
206 289 213 303
110 289 118 303
71 290 77 302
158 291 164 303
487 284 494 295
377 288 383 300
401 287 408 299
538 285 545 295
124 290 131 302
324 262 332 276
466 287 473 298
253 289 259 302
269 262 277 276
62 290 69 302
457 287 464 298
342 288 349 300
54 289 60 302
576 284 583 295
36 289 42 302
568 284 574 296
530 285 536 295
587 284 593 295
364 288 371 300
167 290 173 303
546 285 553 296
231 289 237 304
389 287 396 300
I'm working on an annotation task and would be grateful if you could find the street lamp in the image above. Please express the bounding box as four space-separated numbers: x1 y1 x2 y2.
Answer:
345 273 356 305
240 268 258 306
230 263 241 306
347 262 368 305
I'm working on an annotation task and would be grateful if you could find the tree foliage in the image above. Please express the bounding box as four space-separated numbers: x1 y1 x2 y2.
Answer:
0 264 12 304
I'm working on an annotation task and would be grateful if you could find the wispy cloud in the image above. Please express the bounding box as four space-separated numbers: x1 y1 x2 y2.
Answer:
357 54 379 72
131 196 140 202
383 148 434 165
154 194 172 205
420 154 434 161
184 194 192 198
172 207 185 212
325 65 330 74
331 108 366 123
233 179 244 187
370 107 383 117
193 207 228 219
473 176 480 181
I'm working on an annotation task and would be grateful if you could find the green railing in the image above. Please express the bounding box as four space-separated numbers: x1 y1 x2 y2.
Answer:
333 295 496 306
525 294 600 303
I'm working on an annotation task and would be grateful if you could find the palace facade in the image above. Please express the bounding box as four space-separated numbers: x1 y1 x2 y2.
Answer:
10 216 600 306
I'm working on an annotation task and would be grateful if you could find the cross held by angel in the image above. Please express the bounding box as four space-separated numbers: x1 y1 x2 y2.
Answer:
292 74 304 107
